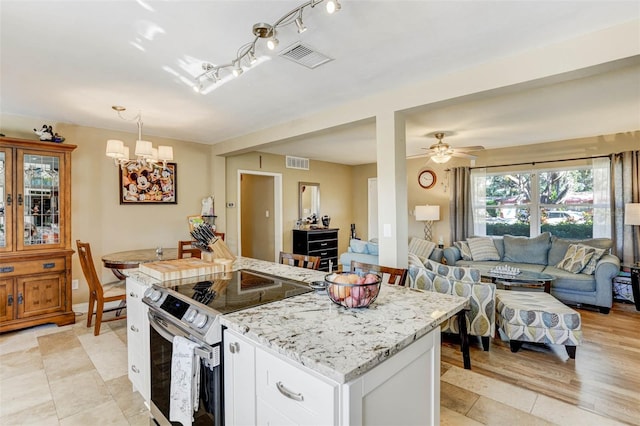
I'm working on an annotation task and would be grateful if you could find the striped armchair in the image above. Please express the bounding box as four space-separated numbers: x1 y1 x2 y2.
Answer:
408 259 496 351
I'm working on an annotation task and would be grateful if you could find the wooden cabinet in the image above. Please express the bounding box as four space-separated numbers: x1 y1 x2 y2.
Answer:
292 228 339 272
126 277 150 402
0 137 76 333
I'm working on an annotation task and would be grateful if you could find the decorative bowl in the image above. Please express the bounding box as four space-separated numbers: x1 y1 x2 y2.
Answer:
324 272 382 308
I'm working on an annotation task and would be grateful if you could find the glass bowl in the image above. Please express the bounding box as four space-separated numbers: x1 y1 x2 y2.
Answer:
324 272 382 308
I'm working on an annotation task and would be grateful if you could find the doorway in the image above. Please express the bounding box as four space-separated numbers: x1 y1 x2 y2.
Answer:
238 170 282 262
368 177 378 240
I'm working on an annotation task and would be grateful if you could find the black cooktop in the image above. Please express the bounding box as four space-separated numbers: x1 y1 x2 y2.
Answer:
163 269 312 315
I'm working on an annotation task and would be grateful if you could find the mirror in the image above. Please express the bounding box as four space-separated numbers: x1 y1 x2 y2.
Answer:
299 182 320 222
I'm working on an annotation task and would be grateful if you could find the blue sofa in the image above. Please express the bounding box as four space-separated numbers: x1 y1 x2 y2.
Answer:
443 233 620 313
340 238 443 271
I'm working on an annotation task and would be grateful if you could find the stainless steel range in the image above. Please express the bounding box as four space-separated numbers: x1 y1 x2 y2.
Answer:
142 269 312 426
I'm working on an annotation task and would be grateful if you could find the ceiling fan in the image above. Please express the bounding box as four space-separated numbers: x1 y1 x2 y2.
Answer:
421 131 484 163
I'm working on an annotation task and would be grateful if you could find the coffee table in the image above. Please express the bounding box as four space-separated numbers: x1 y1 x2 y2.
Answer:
482 269 554 293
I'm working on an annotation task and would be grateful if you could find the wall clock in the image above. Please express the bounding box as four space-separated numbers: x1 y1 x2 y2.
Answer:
418 169 437 189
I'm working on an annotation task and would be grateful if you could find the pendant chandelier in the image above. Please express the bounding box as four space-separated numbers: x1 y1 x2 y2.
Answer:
105 106 173 168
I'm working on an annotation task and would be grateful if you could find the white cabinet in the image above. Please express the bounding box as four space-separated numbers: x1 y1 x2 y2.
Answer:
224 327 441 426
126 277 150 402
224 328 256 426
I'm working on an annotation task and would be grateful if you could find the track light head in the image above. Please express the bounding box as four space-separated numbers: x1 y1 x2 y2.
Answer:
267 34 279 50
252 22 274 38
248 49 257 65
326 0 341 14
295 16 307 33
232 61 243 77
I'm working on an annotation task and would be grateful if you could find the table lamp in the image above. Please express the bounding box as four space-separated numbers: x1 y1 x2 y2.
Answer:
624 203 640 266
414 205 440 242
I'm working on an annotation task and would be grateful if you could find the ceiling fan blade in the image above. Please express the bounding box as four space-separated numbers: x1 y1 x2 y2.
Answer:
455 145 485 152
451 152 478 159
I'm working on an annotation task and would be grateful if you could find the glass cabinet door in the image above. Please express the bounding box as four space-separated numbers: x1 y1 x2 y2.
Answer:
17 150 64 250
0 148 13 252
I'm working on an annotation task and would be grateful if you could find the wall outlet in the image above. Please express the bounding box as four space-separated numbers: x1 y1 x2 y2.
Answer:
227 202 235 208
72 279 79 290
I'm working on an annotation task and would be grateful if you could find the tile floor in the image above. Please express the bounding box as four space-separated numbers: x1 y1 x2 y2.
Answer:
0 315 628 425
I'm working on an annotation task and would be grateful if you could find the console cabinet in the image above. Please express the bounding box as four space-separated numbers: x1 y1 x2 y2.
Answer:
0 137 76 333
292 228 339 272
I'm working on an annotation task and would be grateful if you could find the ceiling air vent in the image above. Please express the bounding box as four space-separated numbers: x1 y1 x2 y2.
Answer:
279 43 333 69
286 155 309 170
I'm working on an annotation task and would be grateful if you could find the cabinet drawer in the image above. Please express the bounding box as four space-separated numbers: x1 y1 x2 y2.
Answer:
319 257 338 271
0 258 66 277
309 248 338 259
307 231 337 242
309 240 337 251
256 348 336 425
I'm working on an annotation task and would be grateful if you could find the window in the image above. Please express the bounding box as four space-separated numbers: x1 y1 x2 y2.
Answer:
471 159 611 239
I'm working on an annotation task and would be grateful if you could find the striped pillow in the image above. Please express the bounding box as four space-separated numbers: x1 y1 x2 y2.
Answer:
467 237 500 261
454 241 473 261
580 247 607 275
408 238 436 262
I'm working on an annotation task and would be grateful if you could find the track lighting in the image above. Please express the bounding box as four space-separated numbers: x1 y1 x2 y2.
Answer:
267 32 279 50
232 61 243 77
195 0 342 91
295 14 307 34
326 0 341 14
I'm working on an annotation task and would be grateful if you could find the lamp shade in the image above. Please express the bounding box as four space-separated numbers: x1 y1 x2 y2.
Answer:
105 139 124 158
158 145 174 161
135 140 153 157
415 205 440 221
625 203 640 225
430 154 451 164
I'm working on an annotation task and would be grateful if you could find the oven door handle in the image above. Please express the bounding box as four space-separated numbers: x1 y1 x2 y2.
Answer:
147 311 219 366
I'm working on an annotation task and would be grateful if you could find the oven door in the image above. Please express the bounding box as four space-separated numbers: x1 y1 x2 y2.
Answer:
148 311 223 426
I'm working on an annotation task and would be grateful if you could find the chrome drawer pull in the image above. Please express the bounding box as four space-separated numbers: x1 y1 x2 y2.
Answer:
276 381 304 402
131 365 140 373
43 262 55 269
0 266 14 273
130 325 139 332
229 342 239 354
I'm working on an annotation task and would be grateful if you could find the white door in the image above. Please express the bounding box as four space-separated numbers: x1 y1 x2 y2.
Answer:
368 178 378 240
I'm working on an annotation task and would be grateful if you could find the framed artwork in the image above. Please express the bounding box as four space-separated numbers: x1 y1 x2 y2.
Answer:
187 215 204 231
119 162 177 204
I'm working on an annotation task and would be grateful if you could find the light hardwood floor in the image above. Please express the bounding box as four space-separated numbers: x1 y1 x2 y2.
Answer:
441 301 640 425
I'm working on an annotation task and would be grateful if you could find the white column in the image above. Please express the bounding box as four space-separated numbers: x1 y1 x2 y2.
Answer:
376 111 408 268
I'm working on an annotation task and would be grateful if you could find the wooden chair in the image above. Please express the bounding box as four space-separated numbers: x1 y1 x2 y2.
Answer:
178 240 202 259
76 240 127 336
279 252 321 270
350 260 408 286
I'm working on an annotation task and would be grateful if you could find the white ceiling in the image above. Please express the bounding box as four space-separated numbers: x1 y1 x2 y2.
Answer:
1 1 639 165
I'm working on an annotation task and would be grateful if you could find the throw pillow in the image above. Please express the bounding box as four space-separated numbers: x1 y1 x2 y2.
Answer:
580 247 606 275
408 252 425 269
366 241 379 255
349 239 368 254
548 236 612 266
408 237 436 262
503 232 551 265
556 244 597 273
467 237 501 261
454 241 473 261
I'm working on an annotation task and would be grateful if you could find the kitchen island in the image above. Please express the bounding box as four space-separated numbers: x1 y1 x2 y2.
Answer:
126 257 467 425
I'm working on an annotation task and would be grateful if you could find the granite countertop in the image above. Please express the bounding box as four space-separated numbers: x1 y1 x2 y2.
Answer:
128 256 468 384
220 281 467 384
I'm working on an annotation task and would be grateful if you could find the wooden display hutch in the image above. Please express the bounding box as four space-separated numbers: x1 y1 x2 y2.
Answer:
0 137 76 333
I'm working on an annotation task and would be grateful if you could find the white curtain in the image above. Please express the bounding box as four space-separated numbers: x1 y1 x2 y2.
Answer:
470 168 487 236
592 157 611 238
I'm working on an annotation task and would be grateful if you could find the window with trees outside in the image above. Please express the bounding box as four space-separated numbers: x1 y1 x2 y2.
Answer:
470 158 611 239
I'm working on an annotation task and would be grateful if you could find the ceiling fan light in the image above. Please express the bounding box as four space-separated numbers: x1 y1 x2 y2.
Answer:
431 154 452 164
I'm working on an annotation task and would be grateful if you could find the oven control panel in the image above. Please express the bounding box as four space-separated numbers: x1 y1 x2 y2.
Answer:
143 286 221 345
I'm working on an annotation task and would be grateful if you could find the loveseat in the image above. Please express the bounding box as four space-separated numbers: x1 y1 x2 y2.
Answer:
443 233 620 313
339 238 443 271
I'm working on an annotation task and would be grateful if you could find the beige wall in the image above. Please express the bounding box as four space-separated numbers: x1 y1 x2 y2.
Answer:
225 152 353 256
1 113 214 304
